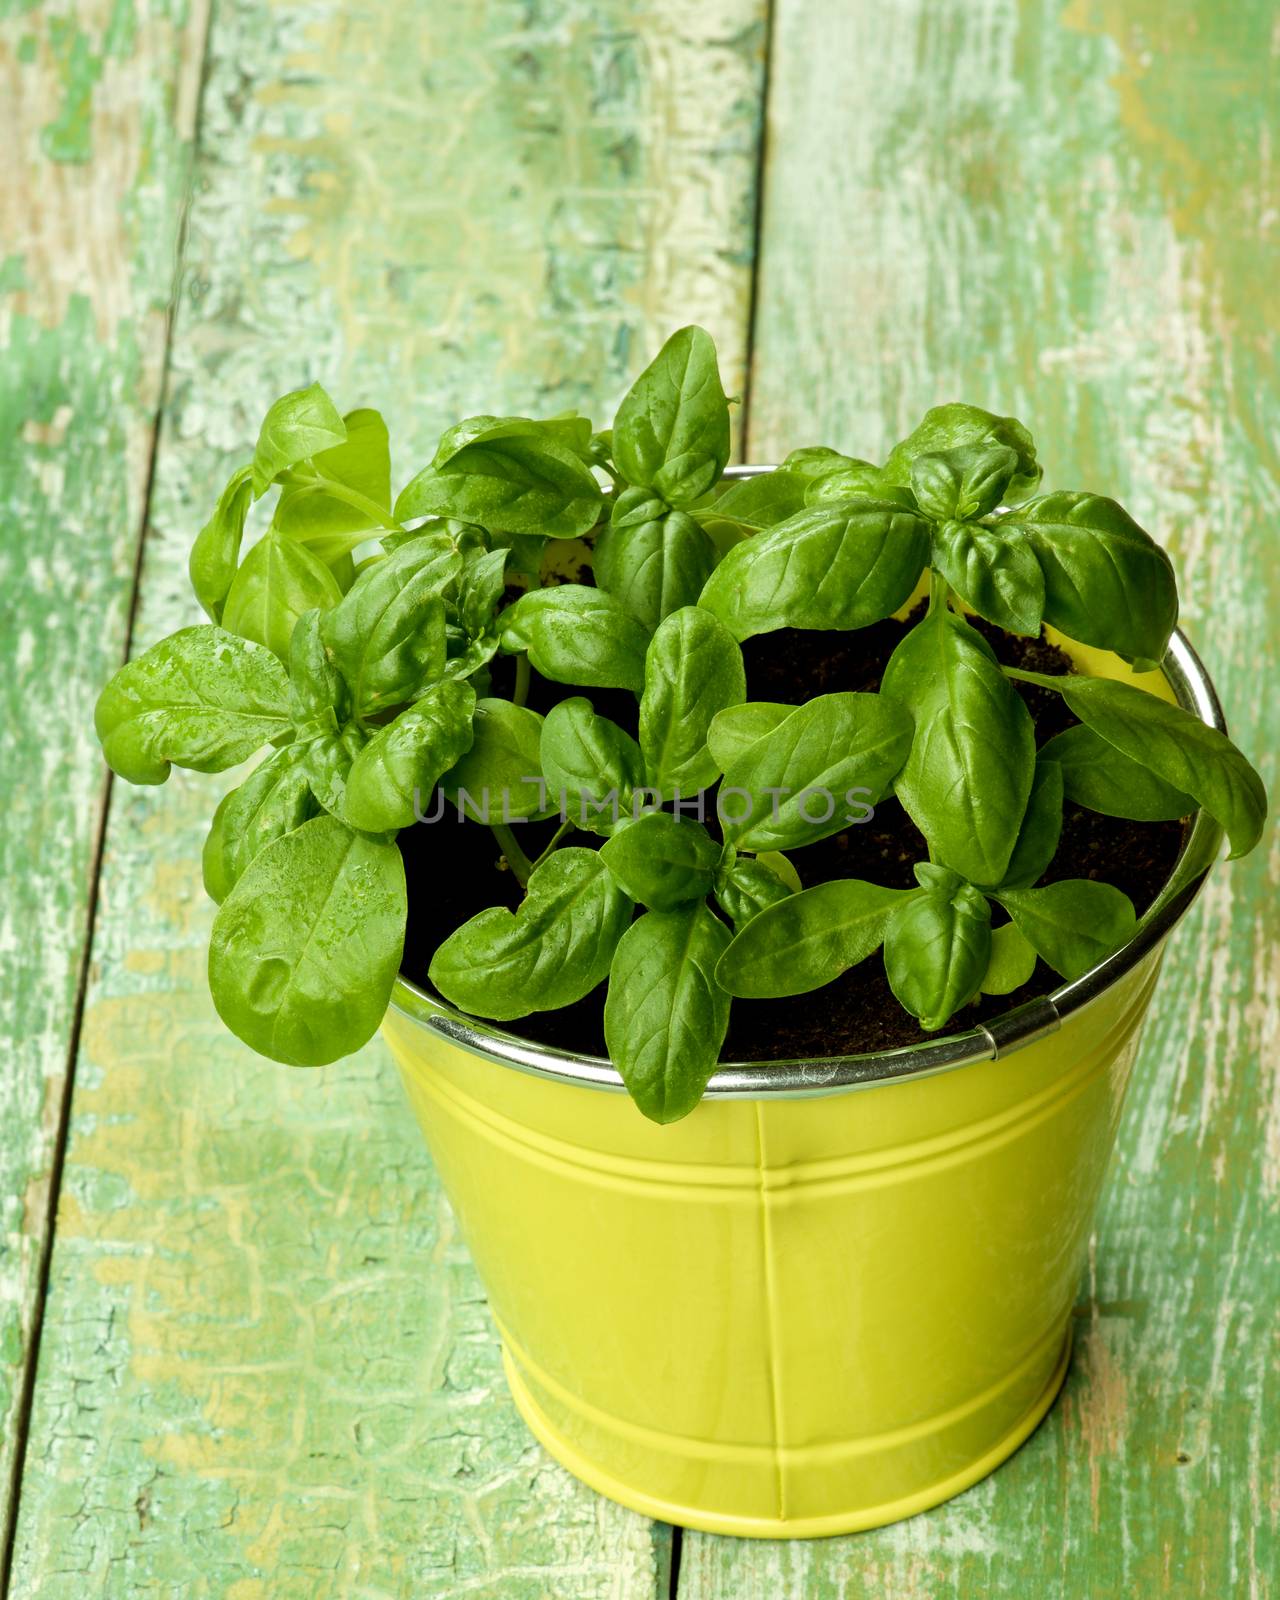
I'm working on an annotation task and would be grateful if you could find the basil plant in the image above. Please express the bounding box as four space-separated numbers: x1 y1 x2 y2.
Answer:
95 329 1267 1122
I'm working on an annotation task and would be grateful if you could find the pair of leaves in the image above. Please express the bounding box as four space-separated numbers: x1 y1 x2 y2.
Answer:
881 403 1042 504
192 390 398 642
525 605 747 830
1012 671 1265 859
272 407 395 569
712 449 907 532
718 862 994 1030
1040 724 1194 822
719 860 1138 1030
993 493 1178 668
431 606 752 1126
940 496 1176 667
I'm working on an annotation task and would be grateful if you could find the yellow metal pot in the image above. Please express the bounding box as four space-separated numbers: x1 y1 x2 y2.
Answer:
381 574 1227 1537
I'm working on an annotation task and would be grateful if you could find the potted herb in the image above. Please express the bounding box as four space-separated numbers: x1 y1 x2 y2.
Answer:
95 328 1266 1536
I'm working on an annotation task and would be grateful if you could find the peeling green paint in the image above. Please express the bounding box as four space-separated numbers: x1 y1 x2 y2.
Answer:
0 0 209 1549
41 19 105 164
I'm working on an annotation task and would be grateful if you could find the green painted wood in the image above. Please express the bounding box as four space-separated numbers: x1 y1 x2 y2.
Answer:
8 0 767 1593
679 2 1279 1595
0 0 209 1545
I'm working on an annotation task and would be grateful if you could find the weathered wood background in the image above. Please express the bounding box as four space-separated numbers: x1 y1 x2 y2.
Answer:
1 0 1275 1595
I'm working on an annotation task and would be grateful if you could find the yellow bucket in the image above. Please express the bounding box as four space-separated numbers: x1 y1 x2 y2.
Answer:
381 629 1226 1538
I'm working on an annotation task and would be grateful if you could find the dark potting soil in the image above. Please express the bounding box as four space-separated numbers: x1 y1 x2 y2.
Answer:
398 610 1188 1060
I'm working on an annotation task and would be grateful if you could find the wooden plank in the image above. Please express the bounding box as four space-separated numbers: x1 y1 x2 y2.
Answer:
0 0 210 1549
679 1 1280 1595
7 0 768 1593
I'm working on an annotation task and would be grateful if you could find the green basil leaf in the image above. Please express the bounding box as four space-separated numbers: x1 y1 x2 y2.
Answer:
755 850 802 892
881 608 1035 884
95 625 291 785
718 691 913 852
600 813 720 911
252 382 347 498
219 745 317 891
804 468 915 508
441 698 547 820
395 436 602 538
996 492 1178 668
705 701 793 773
980 922 1038 995
698 500 931 641
501 584 649 693
455 545 509 639
931 518 1045 637
592 510 718 634
221 531 344 662
999 756 1064 888
288 608 348 732
610 485 670 529
611 325 730 505
994 879 1137 980
1036 723 1203 825
343 680 477 833
202 789 236 905
272 408 392 564
209 814 406 1065
603 904 732 1124
322 532 459 713
712 471 808 530
777 446 850 478
909 443 1019 522
883 869 992 1031
711 852 798 929
639 606 746 798
1039 722 1196 821
882 403 1041 504
717 878 916 998
441 632 500 687
539 697 644 836
429 848 632 1019
431 413 593 469
190 465 253 622
1014 671 1265 859
297 723 367 818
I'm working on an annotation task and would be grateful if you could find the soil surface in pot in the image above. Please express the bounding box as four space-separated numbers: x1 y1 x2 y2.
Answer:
398 608 1188 1058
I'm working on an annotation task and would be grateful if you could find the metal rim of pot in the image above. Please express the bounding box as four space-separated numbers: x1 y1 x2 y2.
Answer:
388 465 1226 1100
